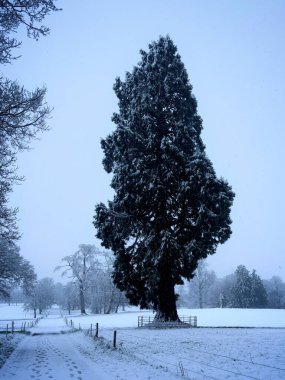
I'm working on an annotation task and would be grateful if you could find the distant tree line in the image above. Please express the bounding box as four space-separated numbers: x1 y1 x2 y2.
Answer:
177 261 285 309
22 244 127 316
54 244 127 315
2 243 128 317
5 257 285 313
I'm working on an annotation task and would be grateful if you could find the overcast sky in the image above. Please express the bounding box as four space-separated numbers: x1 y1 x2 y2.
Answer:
4 0 285 282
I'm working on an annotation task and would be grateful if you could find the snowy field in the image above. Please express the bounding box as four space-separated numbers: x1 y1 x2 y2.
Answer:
63 306 285 329
0 304 37 334
0 304 284 379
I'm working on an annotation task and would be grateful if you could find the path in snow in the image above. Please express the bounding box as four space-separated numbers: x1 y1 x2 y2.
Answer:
0 310 108 380
0 308 179 380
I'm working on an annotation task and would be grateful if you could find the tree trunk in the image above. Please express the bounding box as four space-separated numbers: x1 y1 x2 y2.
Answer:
115 293 122 313
105 287 115 314
79 283 86 314
154 277 180 322
198 283 203 308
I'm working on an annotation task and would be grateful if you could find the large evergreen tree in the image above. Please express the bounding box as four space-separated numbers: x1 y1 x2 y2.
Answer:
94 36 234 321
230 266 268 308
230 265 252 308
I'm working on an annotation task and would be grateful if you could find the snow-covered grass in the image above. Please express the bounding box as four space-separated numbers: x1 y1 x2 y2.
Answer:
1 304 285 379
0 303 34 320
96 327 285 379
0 303 37 334
0 334 24 369
178 307 285 328
62 306 285 379
62 306 285 329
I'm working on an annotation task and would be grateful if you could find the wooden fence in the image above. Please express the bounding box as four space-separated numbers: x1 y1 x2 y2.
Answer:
0 318 41 334
137 315 197 328
64 318 118 348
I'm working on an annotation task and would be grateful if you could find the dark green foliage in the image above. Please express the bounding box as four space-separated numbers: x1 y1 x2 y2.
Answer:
250 269 268 308
94 36 234 320
230 265 252 308
230 265 268 308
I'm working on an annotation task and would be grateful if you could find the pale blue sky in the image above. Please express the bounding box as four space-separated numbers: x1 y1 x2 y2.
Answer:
4 0 285 281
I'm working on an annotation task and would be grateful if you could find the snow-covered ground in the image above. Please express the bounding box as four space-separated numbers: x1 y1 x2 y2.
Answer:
0 304 34 320
63 306 285 329
0 303 38 333
0 304 285 379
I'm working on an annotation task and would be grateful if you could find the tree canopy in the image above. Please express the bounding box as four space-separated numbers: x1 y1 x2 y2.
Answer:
55 244 101 315
94 36 234 321
230 265 268 308
0 0 60 64
0 0 59 241
0 238 36 298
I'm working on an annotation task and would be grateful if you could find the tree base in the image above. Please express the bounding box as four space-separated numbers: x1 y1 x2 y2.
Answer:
154 311 180 323
143 321 191 329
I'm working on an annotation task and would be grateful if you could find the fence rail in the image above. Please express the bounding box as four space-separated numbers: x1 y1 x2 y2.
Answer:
0 318 40 334
137 315 197 328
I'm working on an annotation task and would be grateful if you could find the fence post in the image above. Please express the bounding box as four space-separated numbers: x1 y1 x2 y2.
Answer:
113 330 117 349
90 324 92 334
6 324 8 337
95 323 98 338
12 321 14 334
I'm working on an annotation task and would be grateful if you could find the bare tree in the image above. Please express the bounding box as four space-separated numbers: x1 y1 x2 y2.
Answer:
0 0 60 241
25 277 55 315
88 251 127 314
0 238 36 298
0 81 50 240
0 0 60 64
188 260 216 308
264 276 285 309
55 245 100 315
64 282 80 314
